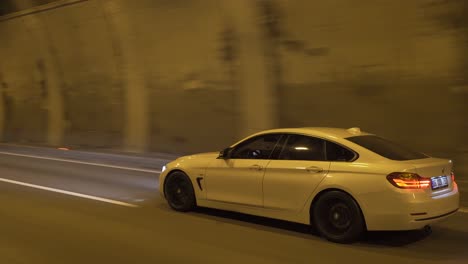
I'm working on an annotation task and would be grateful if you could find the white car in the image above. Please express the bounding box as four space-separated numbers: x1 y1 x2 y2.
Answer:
159 127 460 243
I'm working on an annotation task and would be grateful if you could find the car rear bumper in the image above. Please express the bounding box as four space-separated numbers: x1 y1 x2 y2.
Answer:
364 185 460 231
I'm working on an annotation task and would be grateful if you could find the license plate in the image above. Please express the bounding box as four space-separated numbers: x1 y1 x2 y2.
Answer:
431 176 448 190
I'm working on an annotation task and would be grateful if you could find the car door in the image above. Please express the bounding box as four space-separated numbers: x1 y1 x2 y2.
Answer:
204 133 282 207
263 134 331 212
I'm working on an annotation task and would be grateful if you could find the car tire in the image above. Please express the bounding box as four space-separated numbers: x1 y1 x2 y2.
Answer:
164 171 196 212
312 190 365 243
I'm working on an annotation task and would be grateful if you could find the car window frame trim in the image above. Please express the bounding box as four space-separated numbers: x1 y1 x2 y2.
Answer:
229 133 284 160
275 132 359 162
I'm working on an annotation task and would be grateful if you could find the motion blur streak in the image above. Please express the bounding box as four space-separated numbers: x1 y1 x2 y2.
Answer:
0 177 139 207
0 151 162 173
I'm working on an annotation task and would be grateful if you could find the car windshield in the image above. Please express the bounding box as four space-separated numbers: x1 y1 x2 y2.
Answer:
346 135 429 161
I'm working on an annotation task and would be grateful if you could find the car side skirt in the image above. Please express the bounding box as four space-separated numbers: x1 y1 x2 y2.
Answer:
196 199 311 225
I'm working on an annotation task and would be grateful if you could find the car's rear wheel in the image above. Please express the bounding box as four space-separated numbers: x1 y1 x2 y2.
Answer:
312 191 365 243
164 171 196 212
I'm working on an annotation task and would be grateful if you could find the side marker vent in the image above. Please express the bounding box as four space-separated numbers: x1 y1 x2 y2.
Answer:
196 177 204 191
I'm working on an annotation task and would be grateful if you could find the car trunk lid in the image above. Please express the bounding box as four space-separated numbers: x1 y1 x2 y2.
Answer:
403 158 454 195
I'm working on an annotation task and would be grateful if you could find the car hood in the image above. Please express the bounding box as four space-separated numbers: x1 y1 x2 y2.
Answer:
168 151 219 170
173 151 219 164
186 152 219 159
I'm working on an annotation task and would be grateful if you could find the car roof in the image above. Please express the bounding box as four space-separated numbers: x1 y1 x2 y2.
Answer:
253 127 374 140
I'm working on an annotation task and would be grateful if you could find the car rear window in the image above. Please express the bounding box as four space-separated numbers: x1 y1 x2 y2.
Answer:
346 135 428 160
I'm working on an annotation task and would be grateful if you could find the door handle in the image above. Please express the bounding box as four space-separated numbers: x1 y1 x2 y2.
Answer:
306 166 323 173
250 164 263 171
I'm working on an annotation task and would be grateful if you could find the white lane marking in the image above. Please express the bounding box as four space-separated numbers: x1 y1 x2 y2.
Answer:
459 207 468 213
0 151 162 174
0 177 139 208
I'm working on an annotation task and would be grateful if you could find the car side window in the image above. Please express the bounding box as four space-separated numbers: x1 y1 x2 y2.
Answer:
325 141 356 162
279 135 326 161
269 134 287 159
230 134 282 159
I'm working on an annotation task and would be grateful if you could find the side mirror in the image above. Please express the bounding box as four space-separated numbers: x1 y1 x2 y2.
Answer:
218 147 232 159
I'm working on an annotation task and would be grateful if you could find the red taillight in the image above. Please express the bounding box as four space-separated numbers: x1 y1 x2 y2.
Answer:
451 171 455 182
387 172 431 189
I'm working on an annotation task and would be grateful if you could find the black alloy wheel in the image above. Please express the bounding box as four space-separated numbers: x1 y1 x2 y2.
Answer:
312 191 365 243
164 171 196 212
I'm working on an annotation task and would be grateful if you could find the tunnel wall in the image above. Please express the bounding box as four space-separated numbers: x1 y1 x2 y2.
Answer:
0 0 238 154
0 0 466 159
276 1 467 156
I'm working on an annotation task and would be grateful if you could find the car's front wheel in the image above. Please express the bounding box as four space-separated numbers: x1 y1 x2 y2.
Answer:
312 191 365 243
164 171 196 212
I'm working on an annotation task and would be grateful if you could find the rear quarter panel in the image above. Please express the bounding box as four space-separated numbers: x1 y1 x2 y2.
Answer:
302 160 413 226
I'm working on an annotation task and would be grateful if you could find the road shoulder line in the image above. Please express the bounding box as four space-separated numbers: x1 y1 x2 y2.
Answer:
0 177 139 208
0 151 162 173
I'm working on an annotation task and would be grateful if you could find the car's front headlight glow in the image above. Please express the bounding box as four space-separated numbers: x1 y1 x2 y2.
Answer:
161 165 166 173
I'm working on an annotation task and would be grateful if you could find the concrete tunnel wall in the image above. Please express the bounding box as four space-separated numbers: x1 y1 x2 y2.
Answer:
0 0 466 162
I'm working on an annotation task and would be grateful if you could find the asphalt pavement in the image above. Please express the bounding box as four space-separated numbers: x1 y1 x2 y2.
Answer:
0 144 467 264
